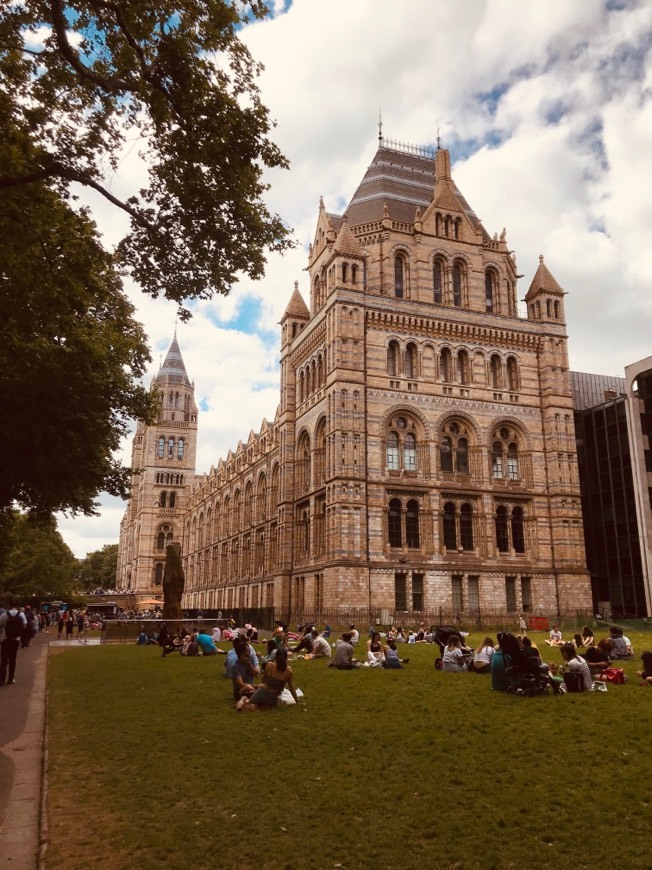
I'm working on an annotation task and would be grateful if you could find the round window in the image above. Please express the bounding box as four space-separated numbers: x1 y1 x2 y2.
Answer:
396 417 407 429
500 427 510 440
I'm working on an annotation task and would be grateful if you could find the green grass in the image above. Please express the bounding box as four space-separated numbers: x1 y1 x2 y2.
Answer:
45 633 652 870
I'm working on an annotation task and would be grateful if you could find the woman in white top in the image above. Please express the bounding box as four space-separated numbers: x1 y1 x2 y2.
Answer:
471 636 495 674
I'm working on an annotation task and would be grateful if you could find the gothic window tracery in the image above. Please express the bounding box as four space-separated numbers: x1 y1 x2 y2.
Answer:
385 415 420 473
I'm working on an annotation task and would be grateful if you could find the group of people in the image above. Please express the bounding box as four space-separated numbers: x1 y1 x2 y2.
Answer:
0 602 51 686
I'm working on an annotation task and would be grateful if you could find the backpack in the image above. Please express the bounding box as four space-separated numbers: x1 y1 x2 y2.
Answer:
4 613 23 640
563 670 585 693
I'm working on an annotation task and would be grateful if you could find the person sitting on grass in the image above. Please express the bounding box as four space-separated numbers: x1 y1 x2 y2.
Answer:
236 648 300 711
349 624 360 647
560 642 593 691
546 624 563 646
224 636 259 678
304 629 331 659
470 637 495 674
609 626 634 660
581 625 594 646
210 625 222 644
136 629 149 645
382 638 407 669
196 628 218 656
582 639 611 674
636 651 652 686
572 633 584 648
521 635 541 665
490 635 516 692
365 630 384 667
329 632 361 669
442 635 467 672
231 641 260 703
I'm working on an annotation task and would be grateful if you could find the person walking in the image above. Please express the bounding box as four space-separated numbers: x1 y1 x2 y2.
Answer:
0 603 27 686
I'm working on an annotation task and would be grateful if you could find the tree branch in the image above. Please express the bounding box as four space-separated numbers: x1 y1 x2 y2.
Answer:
49 0 130 93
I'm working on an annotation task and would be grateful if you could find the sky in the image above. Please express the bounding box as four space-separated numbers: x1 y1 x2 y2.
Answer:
56 0 652 558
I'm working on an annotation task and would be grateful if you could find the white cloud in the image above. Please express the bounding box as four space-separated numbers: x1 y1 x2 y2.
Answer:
58 0 652 557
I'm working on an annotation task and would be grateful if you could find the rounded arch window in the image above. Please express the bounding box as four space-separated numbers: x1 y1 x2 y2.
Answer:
387 340 400 377
485 269 497 313
386 415 419 473
452 263 463 306
405 343 417 379
394 254 407 298
440 420 471 475
433 259 444 304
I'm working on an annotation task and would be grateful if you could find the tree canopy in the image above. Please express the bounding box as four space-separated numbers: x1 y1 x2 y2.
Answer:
0 0 293 314
0 510 78 604
76 543 118 592
0 0 291 522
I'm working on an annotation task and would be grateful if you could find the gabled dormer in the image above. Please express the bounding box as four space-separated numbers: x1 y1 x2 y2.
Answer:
525 255 566 324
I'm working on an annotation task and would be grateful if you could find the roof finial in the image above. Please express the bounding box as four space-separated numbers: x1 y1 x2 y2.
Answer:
378 109 383 143
539 254 544 264
294 280 298 292
436 123 441 150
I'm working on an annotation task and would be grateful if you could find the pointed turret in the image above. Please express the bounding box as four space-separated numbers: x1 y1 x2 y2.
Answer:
333 214 361 256
525 255 566 323
280 281 309 348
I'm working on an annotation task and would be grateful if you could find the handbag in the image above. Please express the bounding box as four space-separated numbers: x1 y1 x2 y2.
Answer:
599 666 626 684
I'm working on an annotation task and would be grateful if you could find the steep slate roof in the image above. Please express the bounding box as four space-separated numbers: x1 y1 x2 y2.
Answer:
156 336 191 386
526 255 565 298
343 143 488 237
333 214 362 256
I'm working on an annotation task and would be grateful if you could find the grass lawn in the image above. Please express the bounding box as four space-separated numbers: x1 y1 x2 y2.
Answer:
45 632 652 870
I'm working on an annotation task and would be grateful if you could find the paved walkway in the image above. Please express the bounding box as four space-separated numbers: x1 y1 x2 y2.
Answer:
0 633 48 870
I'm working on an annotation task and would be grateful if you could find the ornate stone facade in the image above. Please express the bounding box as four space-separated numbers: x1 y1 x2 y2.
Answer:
118 139 593 618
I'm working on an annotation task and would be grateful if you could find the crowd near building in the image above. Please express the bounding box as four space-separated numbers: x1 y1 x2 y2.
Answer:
117 137 652 621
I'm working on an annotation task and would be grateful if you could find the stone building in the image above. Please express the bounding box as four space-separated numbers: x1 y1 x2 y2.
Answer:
118 138 593 620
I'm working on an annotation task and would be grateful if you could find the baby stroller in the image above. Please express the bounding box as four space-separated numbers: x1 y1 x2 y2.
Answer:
498 631 560 696
431 625 471 670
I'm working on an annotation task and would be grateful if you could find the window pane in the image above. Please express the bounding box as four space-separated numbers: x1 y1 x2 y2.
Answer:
404 434 416 471
394 572 406 610
412 573 424 611
457 438 469 474
433 261 442 304
507 444 519 480
492 442 503 478
387 432 399 470
395 257 404 298
460 503 474 551
496 505 509 552
388 499 402 547
505 576 517 611
443 502 457 549
453 265 462 306
452 575 463 611
406 499 420 548
468 576 480 612
512 507 525 553
441 436 453 472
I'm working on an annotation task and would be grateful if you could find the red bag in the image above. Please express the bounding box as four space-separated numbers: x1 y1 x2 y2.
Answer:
600 666 625 684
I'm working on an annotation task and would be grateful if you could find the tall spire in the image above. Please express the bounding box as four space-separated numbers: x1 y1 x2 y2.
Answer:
156 335 191 386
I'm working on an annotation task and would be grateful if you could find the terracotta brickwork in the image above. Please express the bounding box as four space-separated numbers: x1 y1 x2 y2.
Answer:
118 141 593 617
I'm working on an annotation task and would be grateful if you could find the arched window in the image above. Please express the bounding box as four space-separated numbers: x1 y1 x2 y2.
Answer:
440 347 452 383
406 499 420 548
554 300 560 319
315 420 327 485
169 492 176 509
387 431 400 470
546 299 552 318
441 421 471 475
452 263 463 306
512 506 525 553
443 502 457 550
394 255 406 298
177 438 184 460
351 264 358 285
388 498 402 547
155 563 164 585
387 341 400 377
342 262 348 284
160 491 167 508
440 436 453 472
507 357 519 392
496 505 509 552
297 433 311 491
405 343 417 379
485 270 496 313
157 437 165 459
167 437 174 457
299 370 305 403
433 259 443 304
404 433 416 471
157 531 165 550
490 355 502 389
460 503 474 551
507 443 519 480
457 350 469 385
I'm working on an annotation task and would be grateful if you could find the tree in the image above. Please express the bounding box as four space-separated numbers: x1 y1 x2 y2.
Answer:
0 185 157 517
0 510 78 604
0 1 293 314
76 543 119 592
